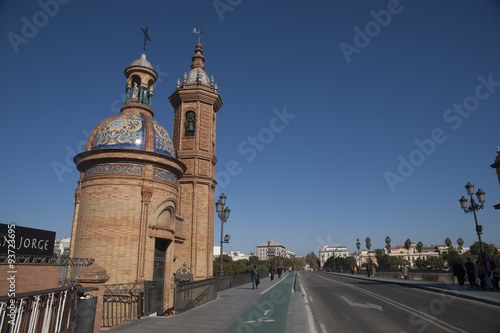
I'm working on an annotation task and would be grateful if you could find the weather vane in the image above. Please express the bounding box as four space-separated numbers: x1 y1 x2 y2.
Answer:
192 21 207 43
141 26 151 53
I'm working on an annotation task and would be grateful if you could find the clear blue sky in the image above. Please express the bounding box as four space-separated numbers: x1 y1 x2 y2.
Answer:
1 0 500 257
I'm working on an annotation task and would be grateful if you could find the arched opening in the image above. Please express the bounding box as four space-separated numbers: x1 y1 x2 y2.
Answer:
131 75 141 100
185 111 195 137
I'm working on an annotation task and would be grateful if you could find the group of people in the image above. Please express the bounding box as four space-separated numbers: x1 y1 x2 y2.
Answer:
453 256 498 290
269 265 284 281
251 265 287 289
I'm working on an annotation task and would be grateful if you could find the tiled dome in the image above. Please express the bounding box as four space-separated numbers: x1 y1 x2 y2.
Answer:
90 114 175 158
130 53 153 69
185 69 210 85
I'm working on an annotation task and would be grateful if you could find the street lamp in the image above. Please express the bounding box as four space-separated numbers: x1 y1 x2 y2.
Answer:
267 241 271 267
216 193 231 276
356 239 361 270
459 182 486 257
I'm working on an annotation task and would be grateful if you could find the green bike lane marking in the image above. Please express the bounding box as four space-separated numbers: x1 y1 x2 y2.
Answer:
224 272 296 333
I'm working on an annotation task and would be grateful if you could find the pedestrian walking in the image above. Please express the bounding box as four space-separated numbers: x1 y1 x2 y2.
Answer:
277 266 283 278
476 259 487 291
484 255 496 290
269 265 275 281
452 261 466 287
371 265 376 278
375 265 380 277
350 265 354 275
402 265 409 280
251 265 260 289
464 258 476 288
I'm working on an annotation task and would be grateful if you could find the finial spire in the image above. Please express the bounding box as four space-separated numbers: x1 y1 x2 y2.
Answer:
192 21 207 43
141 26 151 53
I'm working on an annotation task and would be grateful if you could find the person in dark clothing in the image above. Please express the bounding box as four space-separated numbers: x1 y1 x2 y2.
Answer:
453 261 466 286
277 266 283 278
464 258 476 288
269 265 275 281
251 266 260 289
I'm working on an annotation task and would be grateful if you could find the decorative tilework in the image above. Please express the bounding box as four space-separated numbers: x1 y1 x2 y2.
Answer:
130 53 153 69
154 169 178 184
91 114 145 150
85 164 143 177
153 120 176 157
186 69 210 85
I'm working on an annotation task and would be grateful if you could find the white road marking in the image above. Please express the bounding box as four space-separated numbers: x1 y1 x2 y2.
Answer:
244 309 275 323
314 273 468 333
320 323 328 333
297 273 317 333
259 276 287 295
340 296 383 312
309 295 313 303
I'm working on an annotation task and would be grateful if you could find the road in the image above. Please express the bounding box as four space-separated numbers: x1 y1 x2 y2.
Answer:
298 271 500 333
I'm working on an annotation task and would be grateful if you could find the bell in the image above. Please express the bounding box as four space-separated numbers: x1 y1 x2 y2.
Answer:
185 121 195 132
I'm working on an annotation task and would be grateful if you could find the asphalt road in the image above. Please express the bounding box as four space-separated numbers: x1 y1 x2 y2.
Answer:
298 271 500 333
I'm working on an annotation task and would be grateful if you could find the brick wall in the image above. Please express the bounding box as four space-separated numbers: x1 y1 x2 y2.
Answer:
0 264 60 295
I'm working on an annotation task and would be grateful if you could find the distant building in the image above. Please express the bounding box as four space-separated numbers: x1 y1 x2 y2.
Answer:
319 245 349 268
285 250 300 258
228 251 250 261
256 239 286 261
54 237 70 256
212 247 251 261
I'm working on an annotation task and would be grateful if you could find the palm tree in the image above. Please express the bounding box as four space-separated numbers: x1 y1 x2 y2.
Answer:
444 237 452 247
457 238 464 252
385 236 391 253
416 241 424 260
404 238 412 265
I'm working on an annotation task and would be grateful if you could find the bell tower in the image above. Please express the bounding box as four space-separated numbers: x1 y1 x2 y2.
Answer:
169 42 222 279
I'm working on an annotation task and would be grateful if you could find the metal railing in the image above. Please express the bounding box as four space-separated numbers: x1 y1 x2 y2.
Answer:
0 286 77 333
174 278 217 314
174 273 252 314
102 282 144 328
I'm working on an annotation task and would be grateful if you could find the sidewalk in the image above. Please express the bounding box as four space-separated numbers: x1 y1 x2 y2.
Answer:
326 271 500 306
103 272 306 333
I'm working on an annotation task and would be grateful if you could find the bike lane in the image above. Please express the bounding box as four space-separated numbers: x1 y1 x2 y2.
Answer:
224 272 296 333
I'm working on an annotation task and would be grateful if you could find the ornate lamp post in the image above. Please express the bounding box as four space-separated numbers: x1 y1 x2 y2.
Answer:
459 182 486 257
356 239 361 270
216 193 231 276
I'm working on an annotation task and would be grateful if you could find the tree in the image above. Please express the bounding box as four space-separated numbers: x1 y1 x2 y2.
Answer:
469 242 499 265
416 241 423 260
385 236 391 253
365 237 371 251
444 238 452 248
426 256 444 270
404 238 412 265
305 252 320 270
457 238 464 251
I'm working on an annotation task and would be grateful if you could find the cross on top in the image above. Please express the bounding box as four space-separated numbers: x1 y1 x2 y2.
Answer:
192 21 207 43
141 26 151 52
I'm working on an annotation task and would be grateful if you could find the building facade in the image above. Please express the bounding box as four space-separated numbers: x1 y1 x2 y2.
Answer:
256 240 286 261
69 42 222 311
319 245 349 268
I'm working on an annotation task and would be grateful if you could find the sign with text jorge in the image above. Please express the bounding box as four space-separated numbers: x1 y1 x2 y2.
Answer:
0 223 55 256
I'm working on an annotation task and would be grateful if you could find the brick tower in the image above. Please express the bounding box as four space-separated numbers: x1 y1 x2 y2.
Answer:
69 51 186 309
169 42 223 280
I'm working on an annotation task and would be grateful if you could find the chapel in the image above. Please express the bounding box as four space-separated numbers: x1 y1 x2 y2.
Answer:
69 39 222 310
